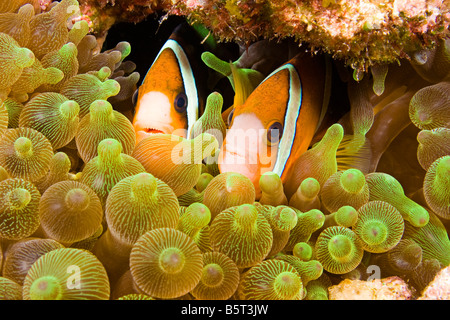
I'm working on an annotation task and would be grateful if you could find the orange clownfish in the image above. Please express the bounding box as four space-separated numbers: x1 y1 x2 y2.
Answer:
132 24 209 143
218 51 332 199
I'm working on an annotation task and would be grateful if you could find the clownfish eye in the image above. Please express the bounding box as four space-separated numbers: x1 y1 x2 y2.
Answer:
227 108 234 126
267 122 283 144
174 92 188 113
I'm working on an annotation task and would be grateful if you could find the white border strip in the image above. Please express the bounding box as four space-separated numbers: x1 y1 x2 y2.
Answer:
148 39 199 139
265 64 302 177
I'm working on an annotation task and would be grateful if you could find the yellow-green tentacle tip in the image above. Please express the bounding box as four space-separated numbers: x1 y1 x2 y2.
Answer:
321 168 369 212
285 209 325 251
0 178 41 240
334 205 359 228
209 203 273 268
238 259 304 300
0 127 53 182
423 155 450 220
275 253 323 286
130 228 203 299
39 180 103 244
354 201 404 253
409 82 450 130
190 251 240 300
417 127 450 171
106 172 180 246
365 172 429 227
293 242 313 261
315 226 364 274
23 248 110 300
403 212 450 267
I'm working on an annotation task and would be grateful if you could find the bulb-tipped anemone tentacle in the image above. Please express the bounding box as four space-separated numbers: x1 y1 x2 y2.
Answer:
196 172 214 192
106 172 180 246
35 151 72 194
237 259 304 300
403 211 450 267
75 99 136 164
40 42 79 92
60 69 121 118
353 201 405 253
23 248 110 300
132 133 219 197
209 204 273 268
284 208 325 252
320 168 369 213
365 172 429 227
274 253 323 287
260 205 298 257
417 128 450 171
409 82 450 130
192 91 227 149
11 56 64 100
293 242 313 261
0 4 35 48
423 156 450 220
39 180 103 244
19 92 80 150
80 138 146 206
177 202 212 253
284 123 344 199
288 177 321 212
304 273 333 300
202 171 256 221
190 251 240 300
0 127 54 182
129 228 203 299
315 226 364 275
2 238 65 286
0 178 41 240
259 171 288 207
27 0 80 59
318 205 359 235
0 32 35 98
0 277 22 300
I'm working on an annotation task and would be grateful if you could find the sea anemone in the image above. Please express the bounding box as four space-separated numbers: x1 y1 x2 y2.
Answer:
129 227 203 299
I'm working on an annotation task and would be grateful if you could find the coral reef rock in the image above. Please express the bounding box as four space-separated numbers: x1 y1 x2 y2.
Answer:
328 277 413 300
419 265 450 300
79 0 450 71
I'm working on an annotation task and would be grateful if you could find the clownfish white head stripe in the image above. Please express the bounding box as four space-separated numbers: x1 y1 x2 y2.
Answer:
267 63 303 177
133 35 201 143
154 39 199 139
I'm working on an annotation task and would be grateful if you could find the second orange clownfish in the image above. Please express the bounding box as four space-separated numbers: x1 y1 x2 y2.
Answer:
219 51 333 199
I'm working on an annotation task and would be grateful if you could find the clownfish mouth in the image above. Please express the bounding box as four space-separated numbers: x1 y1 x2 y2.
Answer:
143 128 165 135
